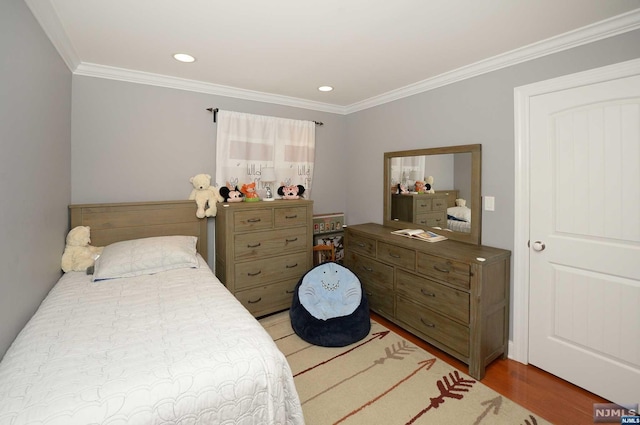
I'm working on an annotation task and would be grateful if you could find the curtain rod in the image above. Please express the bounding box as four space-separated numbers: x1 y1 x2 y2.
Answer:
206 108 323 126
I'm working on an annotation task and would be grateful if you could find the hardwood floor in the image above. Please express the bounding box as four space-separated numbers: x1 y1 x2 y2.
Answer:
371 312 609 425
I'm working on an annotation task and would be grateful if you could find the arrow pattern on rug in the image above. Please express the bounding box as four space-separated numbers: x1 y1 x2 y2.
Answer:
473 396 503 425
334 359 437 425
406 370 476 424
301 340 419 405
293 330 390 377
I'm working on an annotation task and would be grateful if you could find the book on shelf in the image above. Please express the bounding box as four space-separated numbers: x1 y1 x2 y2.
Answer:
390 228 447 242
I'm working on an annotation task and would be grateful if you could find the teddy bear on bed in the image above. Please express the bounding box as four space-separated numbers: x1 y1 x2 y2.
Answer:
189 173 224 218
61 226 104 272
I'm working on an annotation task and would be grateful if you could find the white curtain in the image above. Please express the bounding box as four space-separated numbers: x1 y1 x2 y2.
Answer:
215 110 315 198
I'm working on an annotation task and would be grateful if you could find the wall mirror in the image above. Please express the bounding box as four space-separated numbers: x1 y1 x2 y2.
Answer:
383 144 481 245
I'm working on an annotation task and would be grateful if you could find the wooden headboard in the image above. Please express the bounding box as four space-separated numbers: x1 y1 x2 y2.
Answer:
69 201 208 258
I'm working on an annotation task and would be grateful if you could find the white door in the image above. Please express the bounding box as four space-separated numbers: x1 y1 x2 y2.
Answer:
528 73 640 405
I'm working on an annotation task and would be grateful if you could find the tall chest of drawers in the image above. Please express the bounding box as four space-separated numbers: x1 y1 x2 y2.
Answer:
215 200 313 317
391 193 448 227
344 223 510 380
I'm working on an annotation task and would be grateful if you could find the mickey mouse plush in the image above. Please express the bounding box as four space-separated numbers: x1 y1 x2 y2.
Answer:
278 184 305 200
219 185 245 202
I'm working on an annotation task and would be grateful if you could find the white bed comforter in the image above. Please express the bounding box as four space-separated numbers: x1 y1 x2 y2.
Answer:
0 257 304 425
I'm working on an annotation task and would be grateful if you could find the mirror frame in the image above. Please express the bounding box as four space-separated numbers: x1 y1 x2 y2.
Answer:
383 144 482 245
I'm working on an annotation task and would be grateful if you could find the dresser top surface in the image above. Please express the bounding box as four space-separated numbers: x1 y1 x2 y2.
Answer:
347 223 510 263
218 199 312 210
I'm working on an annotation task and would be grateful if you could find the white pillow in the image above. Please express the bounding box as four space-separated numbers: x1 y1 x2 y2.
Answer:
447 206 471 222
93 235 198 281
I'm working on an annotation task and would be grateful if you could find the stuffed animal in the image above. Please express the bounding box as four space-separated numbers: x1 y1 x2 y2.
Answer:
61 226 103 272
424 176 435 194
278 184 305 199
219 184 245 202
240 182 260 201
395 183 408 194
456 198 466 207
414 180 426 193
188 173 224 218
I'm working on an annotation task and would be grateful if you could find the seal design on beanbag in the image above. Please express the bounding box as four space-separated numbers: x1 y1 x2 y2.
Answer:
298 263 361 320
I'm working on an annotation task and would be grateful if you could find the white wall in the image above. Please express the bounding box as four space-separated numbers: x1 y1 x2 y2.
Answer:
0 0 72 358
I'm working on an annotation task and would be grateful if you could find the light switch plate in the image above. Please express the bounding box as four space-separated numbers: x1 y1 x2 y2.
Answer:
484 196 495 211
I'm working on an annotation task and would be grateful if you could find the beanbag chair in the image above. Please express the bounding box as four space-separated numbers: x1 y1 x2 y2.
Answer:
290 262 370 347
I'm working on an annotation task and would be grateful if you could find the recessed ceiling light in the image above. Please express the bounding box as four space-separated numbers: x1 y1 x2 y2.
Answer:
173 53 196 63
318 86 333 92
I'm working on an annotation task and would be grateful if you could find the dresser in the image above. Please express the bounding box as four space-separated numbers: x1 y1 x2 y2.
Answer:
215 200 313 317
391 193 448 227
344 223 510 380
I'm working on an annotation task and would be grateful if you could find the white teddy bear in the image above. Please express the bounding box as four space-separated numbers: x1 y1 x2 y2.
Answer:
425 175 435 193
61 226 103 272
189 173 224 218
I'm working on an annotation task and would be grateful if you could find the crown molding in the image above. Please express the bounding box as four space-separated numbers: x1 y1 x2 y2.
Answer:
28 2 640 115
25 0 80 71
344 8 640 114
74 63 346 114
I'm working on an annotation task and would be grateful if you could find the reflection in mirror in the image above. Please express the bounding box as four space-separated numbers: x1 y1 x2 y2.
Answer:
390 152 472 232
384 144 481 245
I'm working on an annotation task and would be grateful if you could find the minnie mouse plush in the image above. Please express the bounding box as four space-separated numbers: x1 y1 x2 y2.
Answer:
278 184 305 200
219 185 245 202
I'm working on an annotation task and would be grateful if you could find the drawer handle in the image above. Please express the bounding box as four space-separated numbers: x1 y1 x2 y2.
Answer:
433 265 450 273
388 252 401 259
357 242 366 248
247 242 262 248
248 297 262 304
286 289 295 294
420 289 436 297
420 318 436 328
286 263 298 269
285 237 298 243
247 218 262 223
362 266 374 272
247 270 262 277
285 214 298 219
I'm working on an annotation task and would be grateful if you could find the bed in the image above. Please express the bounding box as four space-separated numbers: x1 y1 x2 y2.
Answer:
0 201 304 425
436 189 472 233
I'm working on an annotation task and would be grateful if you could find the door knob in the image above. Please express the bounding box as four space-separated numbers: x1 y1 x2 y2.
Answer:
531 241 546 251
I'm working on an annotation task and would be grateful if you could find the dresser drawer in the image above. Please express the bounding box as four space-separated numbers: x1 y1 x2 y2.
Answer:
396 269 469 324
234 227 307 260
414 198 433 214
396 296 469 357
347 252 393 290
377 242 415 270
415 212 446 227
417 252 470 290
348 233 376 257
234 252 308 289
432 197 447 211
275 206 308 228
362 280 394 318
234 209 273 232
235 278 298 316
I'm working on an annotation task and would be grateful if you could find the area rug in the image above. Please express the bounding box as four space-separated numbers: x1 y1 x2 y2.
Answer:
260 311 551 425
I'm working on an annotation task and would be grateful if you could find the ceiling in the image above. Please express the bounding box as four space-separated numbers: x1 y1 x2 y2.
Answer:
27 0 640 113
